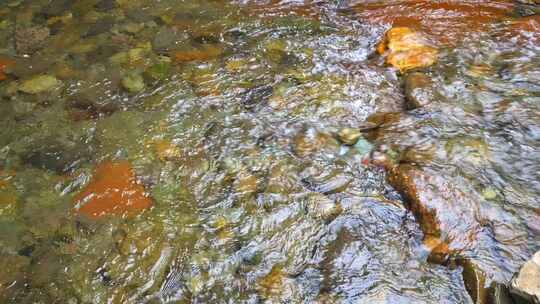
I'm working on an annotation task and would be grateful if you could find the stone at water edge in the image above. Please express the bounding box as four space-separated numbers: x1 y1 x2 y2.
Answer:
511 251 540 303
73 161 152 219
378 27 438 72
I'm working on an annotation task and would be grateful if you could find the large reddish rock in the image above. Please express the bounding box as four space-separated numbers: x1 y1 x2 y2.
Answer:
73 161 152 219
388 164 480 250
388 164 536 302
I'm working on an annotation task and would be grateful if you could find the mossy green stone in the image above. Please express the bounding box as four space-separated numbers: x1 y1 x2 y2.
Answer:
19 75 61 94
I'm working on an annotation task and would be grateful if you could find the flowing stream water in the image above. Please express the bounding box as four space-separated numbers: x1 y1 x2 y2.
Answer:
0 0 538 303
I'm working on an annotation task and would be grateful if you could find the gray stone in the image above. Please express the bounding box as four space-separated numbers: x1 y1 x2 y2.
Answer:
511 251 540 303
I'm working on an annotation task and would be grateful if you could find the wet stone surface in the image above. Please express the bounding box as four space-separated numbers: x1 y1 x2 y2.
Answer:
0 0 538 303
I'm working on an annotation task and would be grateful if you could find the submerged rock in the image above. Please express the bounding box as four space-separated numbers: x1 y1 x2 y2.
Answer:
15 26 50 54
0 57 14 81
460 258 490 304
94 0 116 12
152 139 182 161
73 161 153 219
173 44 223 62
258 265 285 299
21 139 89 173
388 163 536 302
511 251 540 303
337 128 362 145
293 129 339 158
152 27 188 53
18 75 61 94
145 59 172 81
459 259 514 304
302 173 351 195
388 165 455 240
0 254 30 297
66 94 118 120
404 72 436 108
354 137 374 158
515 3 540 17
306 193 342 221
41 0 73 18
235 171 259 196
121 72 145 93
378 27 438 72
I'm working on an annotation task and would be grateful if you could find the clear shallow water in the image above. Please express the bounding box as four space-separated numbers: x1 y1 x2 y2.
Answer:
0 0 538 303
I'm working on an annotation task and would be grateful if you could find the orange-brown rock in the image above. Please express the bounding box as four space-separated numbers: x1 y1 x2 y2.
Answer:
388 164 534 291
153 139 182 161
378 27 438 72
388 46 438 72
235 172 259 195
74 161 152 219
388 164 481 249
0 57 14 81
258 265 285 298
173 45 223 62
423 236 451 263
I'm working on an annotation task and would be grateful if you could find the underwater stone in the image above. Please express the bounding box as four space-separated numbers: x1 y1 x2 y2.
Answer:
18 75 61 94
121 72 145 93
15 26 50 54
337 128 362 145
73 160 153 219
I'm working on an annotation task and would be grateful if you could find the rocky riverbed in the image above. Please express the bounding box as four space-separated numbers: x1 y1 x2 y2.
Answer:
0 0 538 303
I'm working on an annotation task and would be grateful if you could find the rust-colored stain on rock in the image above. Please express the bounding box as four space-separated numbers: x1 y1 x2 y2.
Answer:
353 0 514 44
0 57 14 81
507 15 540 41
74 161 152 219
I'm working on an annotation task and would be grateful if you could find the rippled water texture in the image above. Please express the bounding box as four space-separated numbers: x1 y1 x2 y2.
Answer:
0 0 539 303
